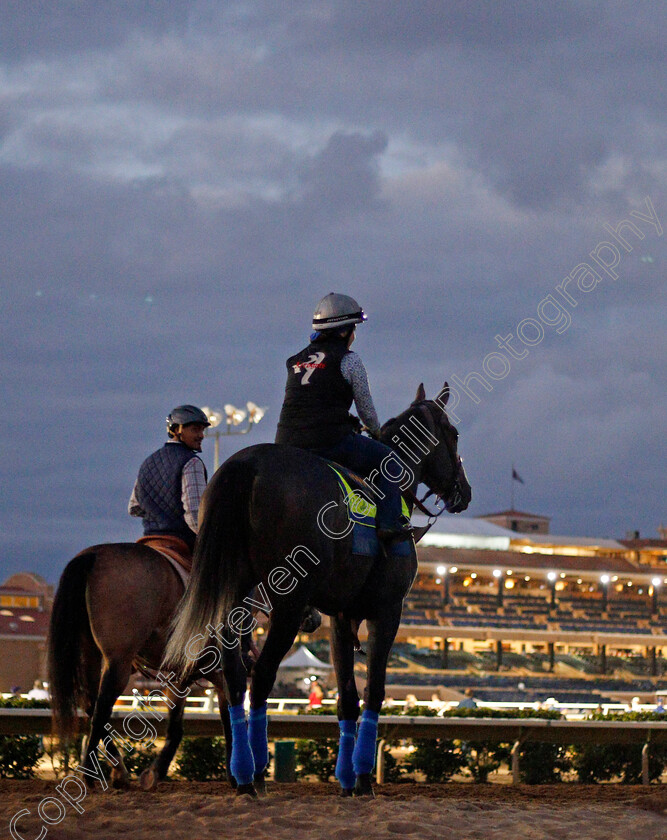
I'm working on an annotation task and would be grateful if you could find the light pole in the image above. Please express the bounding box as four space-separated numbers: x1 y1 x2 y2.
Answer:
651 577 662 615
600 574 610 612
202 401 267 470
547 571 557 608
493 568 504 607
436 565 449 606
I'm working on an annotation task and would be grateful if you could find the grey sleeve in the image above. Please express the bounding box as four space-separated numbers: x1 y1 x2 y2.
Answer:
128 480 145 518
340 352 381 434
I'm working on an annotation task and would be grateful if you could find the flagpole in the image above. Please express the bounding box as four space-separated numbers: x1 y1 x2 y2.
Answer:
511 463 515 510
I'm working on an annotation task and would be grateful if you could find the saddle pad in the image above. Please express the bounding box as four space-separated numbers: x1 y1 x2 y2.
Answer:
327 463 413 558
136 535 192 588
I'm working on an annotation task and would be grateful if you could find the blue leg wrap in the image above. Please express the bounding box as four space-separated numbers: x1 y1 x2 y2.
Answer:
248 704 269 775
352 710 379 776
229 703 255 786
335 720 356 791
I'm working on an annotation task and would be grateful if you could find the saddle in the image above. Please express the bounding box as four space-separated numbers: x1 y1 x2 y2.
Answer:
136 535 193 586
327 463 413 558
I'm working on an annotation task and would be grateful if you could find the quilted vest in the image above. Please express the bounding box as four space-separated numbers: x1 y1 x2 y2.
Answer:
135 442 202 548
275 338 356 449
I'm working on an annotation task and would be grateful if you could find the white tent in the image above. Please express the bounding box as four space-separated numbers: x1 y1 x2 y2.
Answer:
279 645 332 670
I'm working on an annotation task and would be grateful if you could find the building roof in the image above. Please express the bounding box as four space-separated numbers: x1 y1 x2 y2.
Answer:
412 515 627 554
412 515 513 551
478 509 551 521
510 533 626 551
416 545 666 580
619 539 667 550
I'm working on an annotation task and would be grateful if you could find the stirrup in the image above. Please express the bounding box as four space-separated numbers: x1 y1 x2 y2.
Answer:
376 526 414 545
411 524 431 544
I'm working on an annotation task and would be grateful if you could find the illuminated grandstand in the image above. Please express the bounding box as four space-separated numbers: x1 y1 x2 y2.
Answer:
303 512 667 708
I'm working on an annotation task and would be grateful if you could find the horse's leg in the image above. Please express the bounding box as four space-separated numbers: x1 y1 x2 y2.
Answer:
206 670 236 789
82 660 133 790
139 688 186 791
247 608 304 793
221 635 258 796
331 614 360 796
352 605 402 797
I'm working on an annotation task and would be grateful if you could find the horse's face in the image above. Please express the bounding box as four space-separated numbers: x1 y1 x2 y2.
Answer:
395 382 471 514
423 398 471 513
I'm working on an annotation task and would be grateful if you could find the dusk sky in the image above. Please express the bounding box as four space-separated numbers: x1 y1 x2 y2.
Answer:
2 1 665 583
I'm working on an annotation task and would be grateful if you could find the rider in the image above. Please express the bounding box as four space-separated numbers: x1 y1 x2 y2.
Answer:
129 405 210 554
275 292 413 545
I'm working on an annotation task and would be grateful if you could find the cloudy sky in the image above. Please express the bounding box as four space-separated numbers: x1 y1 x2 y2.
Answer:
2 1 665 583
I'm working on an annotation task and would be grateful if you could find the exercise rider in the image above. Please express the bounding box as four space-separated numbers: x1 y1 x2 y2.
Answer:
275 292 413 547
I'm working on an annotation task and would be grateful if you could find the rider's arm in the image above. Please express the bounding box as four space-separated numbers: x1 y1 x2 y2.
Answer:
128 481 145 518
340 352 381 437
182 456 207 533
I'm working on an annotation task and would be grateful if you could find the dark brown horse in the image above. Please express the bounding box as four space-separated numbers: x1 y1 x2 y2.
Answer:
165 382 471 797
47 544 232 790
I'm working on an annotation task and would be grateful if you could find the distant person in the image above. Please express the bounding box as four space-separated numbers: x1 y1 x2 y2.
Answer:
129 405 210 556
458 688 477 709
26 680 50 701
656 697 666 714
307 679 324 709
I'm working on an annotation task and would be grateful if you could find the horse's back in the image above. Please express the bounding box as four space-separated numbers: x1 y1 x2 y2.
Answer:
223 443 344 541
78 542 183 654
225 443 338 501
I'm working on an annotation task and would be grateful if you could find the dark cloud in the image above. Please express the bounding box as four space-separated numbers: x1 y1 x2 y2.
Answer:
0 0 190 61
0 2 665 581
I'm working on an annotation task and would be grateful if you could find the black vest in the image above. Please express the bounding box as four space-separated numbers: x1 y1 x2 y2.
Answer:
135 442 204 549
275 339 356 449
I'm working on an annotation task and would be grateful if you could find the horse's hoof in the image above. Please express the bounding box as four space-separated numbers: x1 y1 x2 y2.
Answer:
139 767 159 792
339 788 354 798
235 783 257 798
253 772 267 796
354 774 375 798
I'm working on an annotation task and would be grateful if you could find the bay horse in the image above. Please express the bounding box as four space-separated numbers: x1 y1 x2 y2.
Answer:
47 543 233 790
165 382 471 797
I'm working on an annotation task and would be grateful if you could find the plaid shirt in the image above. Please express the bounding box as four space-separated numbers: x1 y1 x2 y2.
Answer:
129 447 207 534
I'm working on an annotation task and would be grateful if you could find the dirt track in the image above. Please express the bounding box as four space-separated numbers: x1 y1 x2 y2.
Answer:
3 781 667 840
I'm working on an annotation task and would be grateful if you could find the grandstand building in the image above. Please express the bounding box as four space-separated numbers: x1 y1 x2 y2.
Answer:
0 573 53 692
303 515 667 708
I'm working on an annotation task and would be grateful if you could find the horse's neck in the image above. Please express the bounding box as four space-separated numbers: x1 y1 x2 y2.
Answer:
381 405 429 499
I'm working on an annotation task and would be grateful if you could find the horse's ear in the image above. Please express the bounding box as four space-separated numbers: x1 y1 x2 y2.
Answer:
414 383 426 403
438 381 450 406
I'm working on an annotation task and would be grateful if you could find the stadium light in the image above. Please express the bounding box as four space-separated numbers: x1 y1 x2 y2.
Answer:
202 401 268 470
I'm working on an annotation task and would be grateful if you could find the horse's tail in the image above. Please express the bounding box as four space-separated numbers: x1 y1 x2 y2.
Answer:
164 456 257 674
47 552 97 738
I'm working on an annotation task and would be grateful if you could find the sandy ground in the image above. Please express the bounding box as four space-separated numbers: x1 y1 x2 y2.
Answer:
3 781 667 840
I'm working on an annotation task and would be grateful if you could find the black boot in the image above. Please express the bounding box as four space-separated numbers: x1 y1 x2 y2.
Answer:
376 524 414 545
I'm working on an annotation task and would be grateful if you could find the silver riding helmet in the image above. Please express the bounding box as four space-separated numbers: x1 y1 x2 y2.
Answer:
312 292 367 331
166 405 211 433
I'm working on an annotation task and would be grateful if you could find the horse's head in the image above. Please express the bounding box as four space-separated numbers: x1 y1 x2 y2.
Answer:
381 381 471 515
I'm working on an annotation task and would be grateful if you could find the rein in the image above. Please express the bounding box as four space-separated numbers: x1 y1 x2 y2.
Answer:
381 400 462 541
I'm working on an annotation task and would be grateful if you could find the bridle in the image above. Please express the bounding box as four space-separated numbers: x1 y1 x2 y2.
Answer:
383 400 465 532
